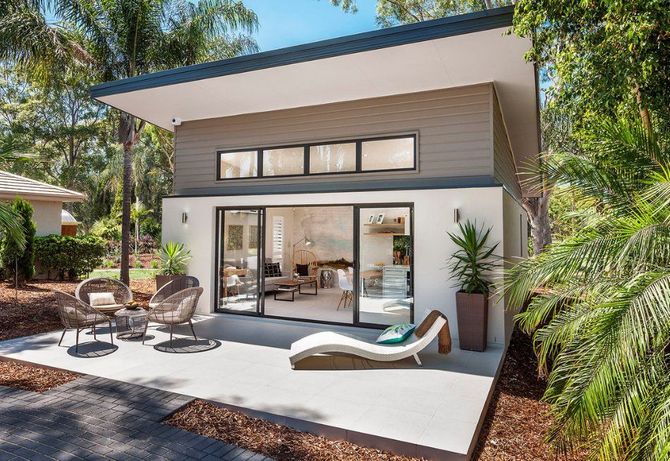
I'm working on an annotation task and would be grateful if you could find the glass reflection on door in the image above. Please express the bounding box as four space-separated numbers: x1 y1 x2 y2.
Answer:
217 209 262 313
358 206 413 325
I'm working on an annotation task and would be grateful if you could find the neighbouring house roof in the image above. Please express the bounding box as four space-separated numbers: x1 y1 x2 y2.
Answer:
91 5 539 178
61 209 79 225
0 170 85 202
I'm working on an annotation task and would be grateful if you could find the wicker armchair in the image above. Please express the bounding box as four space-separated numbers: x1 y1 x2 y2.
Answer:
75 278 132 314
142 287 203 346
53 290 114 353
149 276 199 308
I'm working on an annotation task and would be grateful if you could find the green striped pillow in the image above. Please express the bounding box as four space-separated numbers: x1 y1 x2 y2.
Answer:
376 323 416 344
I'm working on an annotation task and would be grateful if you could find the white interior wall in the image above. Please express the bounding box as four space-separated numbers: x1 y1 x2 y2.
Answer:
30 200 63 236
163 186 512 345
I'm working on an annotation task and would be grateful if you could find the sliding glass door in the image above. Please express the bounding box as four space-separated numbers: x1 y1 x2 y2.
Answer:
215 204 413 327
357 205 413 326
216 208 263 314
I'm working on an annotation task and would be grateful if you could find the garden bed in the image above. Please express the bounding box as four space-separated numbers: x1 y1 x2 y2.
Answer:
166 400 419 461
0 359 79 392
0 279 155 341
474 329 587 460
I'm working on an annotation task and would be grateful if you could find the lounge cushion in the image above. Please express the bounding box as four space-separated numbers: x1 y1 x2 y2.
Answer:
295 264 310 276
89 292 116 307
376 323 416 344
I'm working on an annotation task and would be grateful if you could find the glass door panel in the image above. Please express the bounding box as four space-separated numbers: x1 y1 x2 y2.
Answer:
357 206 413 326
217 209 262 314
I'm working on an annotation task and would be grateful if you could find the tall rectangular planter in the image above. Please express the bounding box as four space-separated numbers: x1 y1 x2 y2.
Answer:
455 291 488 352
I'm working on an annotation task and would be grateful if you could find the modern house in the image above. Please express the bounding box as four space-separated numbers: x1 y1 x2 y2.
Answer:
92 6 537 348
0 170 84 236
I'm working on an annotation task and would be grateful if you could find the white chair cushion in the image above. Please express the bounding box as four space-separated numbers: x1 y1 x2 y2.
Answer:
89 292 116 306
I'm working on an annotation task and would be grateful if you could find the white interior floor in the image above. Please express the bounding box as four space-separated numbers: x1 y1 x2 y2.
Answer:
0 314 505 460
221 287 412 325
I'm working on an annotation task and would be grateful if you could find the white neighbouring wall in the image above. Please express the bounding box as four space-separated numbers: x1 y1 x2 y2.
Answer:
162 186 527 346
29 200 63 236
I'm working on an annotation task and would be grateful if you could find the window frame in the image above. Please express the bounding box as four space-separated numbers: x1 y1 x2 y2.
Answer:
217 149 260 180
216 133 417 181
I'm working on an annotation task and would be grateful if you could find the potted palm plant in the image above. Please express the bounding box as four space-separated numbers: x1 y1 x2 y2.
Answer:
156 241 191 290
447 220 499 351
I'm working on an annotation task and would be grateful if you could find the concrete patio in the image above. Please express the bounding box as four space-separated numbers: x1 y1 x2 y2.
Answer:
0 314 505 460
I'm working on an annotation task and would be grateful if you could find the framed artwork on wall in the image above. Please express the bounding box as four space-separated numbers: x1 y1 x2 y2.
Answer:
227 225 244 250
376 213 385 224
368 215 375 224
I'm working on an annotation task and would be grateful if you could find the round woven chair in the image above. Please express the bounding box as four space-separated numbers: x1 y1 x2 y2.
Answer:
143 287 204 347
53 290 114 353
75 278 132 314
149 276 199 308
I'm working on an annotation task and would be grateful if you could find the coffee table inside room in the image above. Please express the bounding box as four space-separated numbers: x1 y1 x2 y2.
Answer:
273 277 318 302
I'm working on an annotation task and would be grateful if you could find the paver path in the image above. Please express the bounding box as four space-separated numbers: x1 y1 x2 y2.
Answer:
0 374 270 461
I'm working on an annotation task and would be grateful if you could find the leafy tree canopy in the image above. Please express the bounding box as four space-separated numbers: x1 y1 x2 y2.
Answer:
513 0 670 132
330 0 510 26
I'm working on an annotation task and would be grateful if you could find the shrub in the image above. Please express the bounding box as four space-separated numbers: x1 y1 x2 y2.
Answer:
1 198 36 283
150 259 160 269
142 217 162 242
159 241 190 275
35 235 106 280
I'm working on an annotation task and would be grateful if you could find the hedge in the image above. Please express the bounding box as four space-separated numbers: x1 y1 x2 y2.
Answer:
35 235 106 280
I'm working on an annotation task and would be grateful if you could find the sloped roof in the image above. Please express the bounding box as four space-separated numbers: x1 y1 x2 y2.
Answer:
61 209 80 224
0 171 85 202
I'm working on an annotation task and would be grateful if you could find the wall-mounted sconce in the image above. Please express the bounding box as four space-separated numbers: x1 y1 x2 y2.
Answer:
181 212 188 224
453 208 460 223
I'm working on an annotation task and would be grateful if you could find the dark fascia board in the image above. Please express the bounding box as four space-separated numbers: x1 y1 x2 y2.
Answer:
164 176 502 199
90 6 514 98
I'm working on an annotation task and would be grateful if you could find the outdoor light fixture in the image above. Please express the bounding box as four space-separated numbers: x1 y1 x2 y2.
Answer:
181 212 188 224
453 208 460 223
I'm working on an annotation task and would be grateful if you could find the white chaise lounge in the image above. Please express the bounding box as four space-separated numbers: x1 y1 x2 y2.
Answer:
289 311 450 369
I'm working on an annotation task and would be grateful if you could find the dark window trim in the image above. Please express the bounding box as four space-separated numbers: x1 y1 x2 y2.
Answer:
214 202 415 330
217 149 260 180
215 133 417 181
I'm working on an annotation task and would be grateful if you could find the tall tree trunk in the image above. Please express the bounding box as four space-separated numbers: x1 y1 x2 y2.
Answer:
633 83 652 134
522 194 551 255
118 113 135 286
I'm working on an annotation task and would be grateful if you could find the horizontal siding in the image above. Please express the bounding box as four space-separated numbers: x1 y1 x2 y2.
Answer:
174 84 494 193
492 87 521 198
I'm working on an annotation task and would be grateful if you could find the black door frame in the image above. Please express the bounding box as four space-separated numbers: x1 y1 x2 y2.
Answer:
214 203 414 329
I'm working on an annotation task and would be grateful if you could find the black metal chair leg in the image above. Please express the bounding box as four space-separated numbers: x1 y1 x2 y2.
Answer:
58 329 67 346
188 320 197 340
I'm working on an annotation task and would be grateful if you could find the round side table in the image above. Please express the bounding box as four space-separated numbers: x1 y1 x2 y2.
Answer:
114 308 148 340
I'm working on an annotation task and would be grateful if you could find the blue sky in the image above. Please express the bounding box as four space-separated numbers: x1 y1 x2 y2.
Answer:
245 0 379 51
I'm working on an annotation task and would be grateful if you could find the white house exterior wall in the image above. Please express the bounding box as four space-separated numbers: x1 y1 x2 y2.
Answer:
163 186 522 346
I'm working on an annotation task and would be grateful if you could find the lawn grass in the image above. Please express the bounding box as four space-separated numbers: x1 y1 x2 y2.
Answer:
89 268 159 280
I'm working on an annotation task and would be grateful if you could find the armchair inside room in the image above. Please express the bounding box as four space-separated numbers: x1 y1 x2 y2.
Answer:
293 249 318 278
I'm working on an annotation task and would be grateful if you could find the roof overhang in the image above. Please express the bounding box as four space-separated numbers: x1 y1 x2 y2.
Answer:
91 6 540 175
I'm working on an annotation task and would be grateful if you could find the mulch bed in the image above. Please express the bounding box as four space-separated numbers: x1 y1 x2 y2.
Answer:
0 279 155 342
473 329 587 461
166 400 420 461
0 360 79 392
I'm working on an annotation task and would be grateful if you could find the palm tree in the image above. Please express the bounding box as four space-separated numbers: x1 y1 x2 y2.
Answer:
1 0 258 284
505 117 670 459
